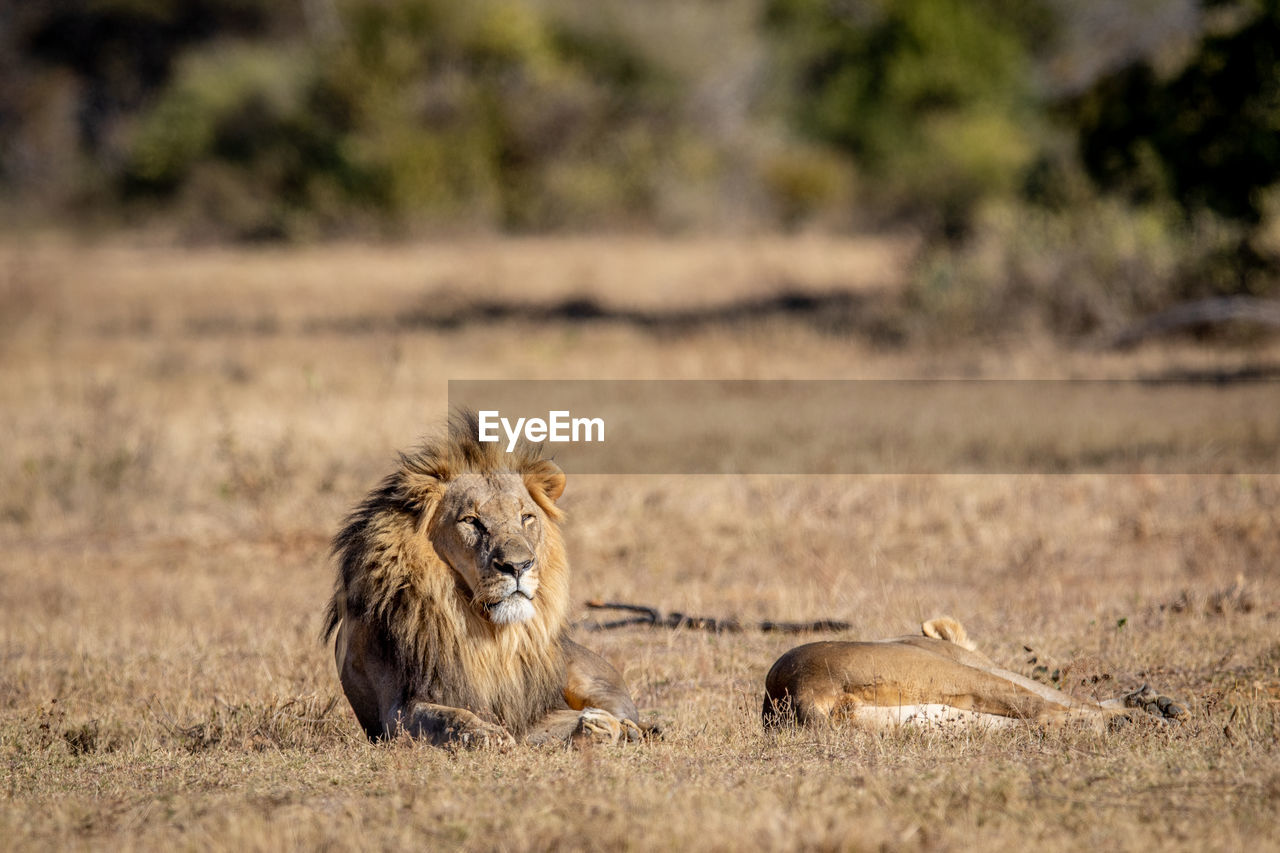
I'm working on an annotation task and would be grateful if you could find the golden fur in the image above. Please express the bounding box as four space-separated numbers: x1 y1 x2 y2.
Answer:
324 410 641 745
763 617 1186 731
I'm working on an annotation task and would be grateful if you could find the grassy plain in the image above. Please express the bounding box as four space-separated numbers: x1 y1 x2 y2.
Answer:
1 235 1278 851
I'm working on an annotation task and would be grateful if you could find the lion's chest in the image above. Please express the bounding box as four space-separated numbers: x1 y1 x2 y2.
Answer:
418 626 567 732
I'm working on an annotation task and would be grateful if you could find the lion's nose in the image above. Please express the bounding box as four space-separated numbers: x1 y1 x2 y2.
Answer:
494 557 534 579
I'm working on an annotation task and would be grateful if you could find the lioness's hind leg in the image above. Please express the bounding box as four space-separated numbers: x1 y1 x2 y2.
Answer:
1124 683 1188 721
1102 683 1188 726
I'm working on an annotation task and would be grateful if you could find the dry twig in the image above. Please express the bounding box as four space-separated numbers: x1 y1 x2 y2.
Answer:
582 600 850 634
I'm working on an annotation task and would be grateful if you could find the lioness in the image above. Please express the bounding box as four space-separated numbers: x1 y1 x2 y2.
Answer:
324 411 646 747
763 617 1185 731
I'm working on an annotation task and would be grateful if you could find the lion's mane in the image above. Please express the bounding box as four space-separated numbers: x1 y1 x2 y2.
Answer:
322 410 571 735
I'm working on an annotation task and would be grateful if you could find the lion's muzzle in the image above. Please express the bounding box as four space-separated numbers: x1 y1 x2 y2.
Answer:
481 540 539 624
490 538 536 580
493 556 534 580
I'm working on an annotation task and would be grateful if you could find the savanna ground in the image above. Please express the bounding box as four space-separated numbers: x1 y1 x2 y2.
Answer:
1 235 1278 851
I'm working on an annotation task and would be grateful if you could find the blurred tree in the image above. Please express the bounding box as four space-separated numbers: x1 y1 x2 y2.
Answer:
0 0 294 184
22 0 290 149
116 0 707 238
1069 0 1280 296
1 0 1276 293
763 0 1057 237
1072 0 1280 225
0 0 303 221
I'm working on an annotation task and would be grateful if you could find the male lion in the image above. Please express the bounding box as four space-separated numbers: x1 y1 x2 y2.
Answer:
323 411 645 747
763 617 1186 731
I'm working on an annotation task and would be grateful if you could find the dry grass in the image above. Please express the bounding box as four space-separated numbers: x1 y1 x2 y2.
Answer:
2 236 1278 851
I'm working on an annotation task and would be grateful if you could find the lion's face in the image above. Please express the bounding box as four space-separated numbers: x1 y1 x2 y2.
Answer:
430 470 558 625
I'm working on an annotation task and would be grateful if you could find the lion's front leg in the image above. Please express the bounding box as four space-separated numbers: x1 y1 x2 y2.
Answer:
395 701 517 749
561 638 650 735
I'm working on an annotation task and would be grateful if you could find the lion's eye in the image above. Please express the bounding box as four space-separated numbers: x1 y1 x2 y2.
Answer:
460 516 485 533
521 513 535 526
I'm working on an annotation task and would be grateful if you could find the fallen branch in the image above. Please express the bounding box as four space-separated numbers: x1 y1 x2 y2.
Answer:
1105 296 1280 349
582 600 850 634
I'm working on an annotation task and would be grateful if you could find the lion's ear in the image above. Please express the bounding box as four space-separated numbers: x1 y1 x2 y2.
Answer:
400 469 445 518
524 460 566 505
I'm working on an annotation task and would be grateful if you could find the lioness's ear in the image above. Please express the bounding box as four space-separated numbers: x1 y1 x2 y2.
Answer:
921 616 977 651
524 460 566 505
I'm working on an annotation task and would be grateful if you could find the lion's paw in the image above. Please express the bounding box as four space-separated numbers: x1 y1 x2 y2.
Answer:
620 718 647 743
455 720 517 750
1122 683 1188 724
572 707 624 745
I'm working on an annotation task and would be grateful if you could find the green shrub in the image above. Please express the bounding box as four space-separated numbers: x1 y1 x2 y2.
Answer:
125 43 379 240
759 144 856 228
1071 0 1280 225
763 0 1052 235
118 0 712 236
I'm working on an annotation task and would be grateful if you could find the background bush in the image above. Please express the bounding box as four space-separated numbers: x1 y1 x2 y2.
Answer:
762 0 1053 237
1 0 1278 334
